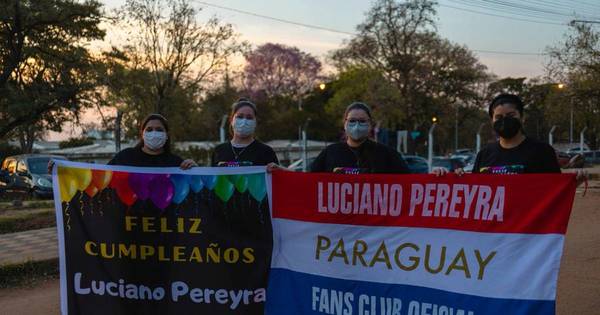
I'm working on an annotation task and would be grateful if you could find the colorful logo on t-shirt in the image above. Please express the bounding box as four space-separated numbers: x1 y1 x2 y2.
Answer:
333 167 368 174
479 165 525 174
217 161 253 167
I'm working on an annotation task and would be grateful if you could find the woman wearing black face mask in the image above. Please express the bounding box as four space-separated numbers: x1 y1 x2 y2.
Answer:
433 94 587 184
311 102 409 174
472 94 561 174
433 94 560 175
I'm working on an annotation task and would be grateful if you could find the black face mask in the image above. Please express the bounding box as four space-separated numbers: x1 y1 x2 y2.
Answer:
493 116 522 139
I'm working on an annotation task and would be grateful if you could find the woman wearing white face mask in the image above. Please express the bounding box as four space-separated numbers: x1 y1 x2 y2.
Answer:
311 102 409 174
108 114 196 168
211 98 279 167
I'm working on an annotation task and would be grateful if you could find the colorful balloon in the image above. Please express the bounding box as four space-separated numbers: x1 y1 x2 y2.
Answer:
128 173 156 200
115 184 137 206
201 175 217 190
110 171 128 189
247 173 267 202
84 185 99 198
233 175 248 193
189 175 204 193
214 175 234 203
110 172 138 206
149 175 174 210
58 167 77 202
91 170 112 190
171 174 190 204
66 167 92 192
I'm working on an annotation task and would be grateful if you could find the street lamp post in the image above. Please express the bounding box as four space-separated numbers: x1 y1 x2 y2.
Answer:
580 127 588 152
476 123 485 153
455 104 459 152
549 125 557 146
428 117 438 172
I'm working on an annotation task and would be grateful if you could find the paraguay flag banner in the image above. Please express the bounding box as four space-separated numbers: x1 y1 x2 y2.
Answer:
266 172 577 315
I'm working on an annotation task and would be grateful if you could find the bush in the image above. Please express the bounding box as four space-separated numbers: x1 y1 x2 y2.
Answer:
59 137 94 149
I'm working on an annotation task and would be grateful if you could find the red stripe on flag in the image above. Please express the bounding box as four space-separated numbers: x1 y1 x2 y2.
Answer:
271 172 576 234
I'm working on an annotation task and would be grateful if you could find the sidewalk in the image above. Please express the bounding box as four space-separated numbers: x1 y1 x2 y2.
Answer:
0 227 57 266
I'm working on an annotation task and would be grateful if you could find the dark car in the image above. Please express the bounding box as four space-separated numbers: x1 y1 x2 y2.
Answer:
432 157 466 172
403 155 429 174
0 154 67 198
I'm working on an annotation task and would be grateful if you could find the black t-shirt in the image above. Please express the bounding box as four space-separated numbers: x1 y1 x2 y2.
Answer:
211 140 279 167
311 139 409 174
108 147 183 167
473 137 561 174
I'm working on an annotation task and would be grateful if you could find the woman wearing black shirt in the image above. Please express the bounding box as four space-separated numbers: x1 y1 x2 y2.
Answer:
211 98 279 167
49 114 196 170
311 102 409 174
109 114 196 168
434 94 586 183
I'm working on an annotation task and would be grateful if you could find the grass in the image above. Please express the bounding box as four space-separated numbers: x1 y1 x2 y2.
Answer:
0 209 56 234
0 259 59 289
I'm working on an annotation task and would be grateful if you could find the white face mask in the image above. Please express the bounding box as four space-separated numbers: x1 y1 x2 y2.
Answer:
233 118 256 137
345 121 370 141
143 131 167 150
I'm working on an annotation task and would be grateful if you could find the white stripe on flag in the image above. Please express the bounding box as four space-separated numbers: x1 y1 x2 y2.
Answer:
271 218 564 301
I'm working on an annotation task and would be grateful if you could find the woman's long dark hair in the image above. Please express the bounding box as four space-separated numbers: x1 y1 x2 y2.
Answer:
135 114 172 153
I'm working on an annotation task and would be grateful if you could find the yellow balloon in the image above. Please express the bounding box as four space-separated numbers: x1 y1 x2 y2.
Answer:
66 167 92 192
58 167 78 202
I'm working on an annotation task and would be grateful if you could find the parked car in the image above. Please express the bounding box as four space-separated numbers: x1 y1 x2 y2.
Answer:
432 156 466 172
0 154 67 198
403 155 429 174
582 151 600 165
566 147 591 155
453 148 473 155
451 153 475 165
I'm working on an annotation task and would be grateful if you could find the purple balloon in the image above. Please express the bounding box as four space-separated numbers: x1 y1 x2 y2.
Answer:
128 173 157 201
150 175 174 210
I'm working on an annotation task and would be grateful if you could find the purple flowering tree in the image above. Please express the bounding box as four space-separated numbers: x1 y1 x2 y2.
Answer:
242 43 322 100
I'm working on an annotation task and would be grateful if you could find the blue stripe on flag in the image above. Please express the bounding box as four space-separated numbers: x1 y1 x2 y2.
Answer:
266 268 555 315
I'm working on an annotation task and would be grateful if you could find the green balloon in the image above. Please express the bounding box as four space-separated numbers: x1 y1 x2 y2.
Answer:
234 175 249 193
247 173 267 202
228 175 241 184
214 175 234 202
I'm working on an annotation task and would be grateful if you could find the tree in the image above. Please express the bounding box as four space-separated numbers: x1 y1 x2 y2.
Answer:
117 0 245 115
0 0 105 139
330 0 489 153
546 22 600 148
242 43 322 101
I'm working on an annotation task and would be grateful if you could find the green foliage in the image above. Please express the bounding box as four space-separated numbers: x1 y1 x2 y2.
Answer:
59 137 94 149
0 0 106 139
0 259 59 289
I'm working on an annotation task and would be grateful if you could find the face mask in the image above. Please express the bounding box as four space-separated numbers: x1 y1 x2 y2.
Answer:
493 116 522 139
233 118 256 137
143 131 167 150
345 121 370 141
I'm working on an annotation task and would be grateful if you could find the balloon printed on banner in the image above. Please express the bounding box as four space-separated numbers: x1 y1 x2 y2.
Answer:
171 174 191 205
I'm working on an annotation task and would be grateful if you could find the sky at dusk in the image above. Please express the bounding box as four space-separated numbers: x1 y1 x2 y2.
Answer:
48 0 598 140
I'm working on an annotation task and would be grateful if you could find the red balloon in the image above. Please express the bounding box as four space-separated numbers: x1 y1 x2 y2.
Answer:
110 172 129 189
116 185 137 206
110 172 137 206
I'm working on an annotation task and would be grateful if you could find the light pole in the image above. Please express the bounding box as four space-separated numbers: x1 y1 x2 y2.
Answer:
476 123 485 153
455 103 459 152
428 117 438 172
558 83 574 144
549 125 557 146
580 127 588 152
